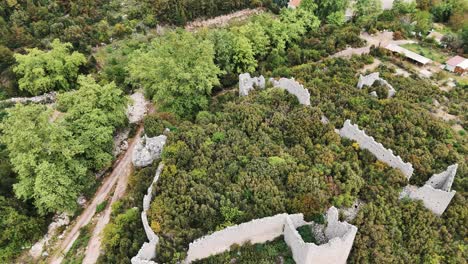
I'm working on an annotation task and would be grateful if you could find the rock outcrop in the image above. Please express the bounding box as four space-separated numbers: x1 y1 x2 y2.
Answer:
132 135 167 168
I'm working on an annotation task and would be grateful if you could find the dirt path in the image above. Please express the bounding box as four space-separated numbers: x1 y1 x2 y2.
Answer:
331 31 416 58
48 126 144 264
185 8 263 31
81 143 136 263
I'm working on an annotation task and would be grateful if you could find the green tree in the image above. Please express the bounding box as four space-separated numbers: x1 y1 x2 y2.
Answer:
127 30 222 117
0 104 87 213
355 0 382 26
13 39 86 95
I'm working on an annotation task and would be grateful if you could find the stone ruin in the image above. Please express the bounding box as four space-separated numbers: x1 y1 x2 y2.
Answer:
339 119 414 179
238 73 266 96
339 119 458 215
270 77 311 106
132 135 167 168
185 207 357 264
127 92 149 124
284 207 358 264
1 91 57 104
357 72 396 98
238 74 311 106
131 163 165 264
400 164 458 215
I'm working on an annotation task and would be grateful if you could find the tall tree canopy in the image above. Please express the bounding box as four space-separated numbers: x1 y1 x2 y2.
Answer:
13 39 86 95
127 30 222 117
0 76 127 214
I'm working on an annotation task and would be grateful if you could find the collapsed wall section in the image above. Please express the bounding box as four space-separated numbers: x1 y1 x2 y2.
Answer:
400 164 458 215
131 163 165 264
185 213 305 263
239 73 266 96
357 72 396 98
339 119 413 179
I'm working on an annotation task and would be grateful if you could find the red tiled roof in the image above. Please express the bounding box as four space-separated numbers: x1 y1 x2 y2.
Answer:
289 0 302 7
446 56 467 67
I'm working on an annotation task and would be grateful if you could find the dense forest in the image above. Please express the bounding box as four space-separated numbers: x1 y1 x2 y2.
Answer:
0 0 466 263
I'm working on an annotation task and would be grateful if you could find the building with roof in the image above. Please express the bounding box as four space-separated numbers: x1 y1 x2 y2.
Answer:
445 55 468 74
384 43 432 65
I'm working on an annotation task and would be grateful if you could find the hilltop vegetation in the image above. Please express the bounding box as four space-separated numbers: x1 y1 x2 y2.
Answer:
0 0 466 263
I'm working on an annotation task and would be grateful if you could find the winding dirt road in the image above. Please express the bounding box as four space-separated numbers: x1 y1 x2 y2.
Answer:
48 126 143 264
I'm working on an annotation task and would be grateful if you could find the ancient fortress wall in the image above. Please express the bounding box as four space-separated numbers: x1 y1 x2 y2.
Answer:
357 72 396 98
239 73 266 96
271 77 311 106
401 164 458 215
284 207 357 264
185 213 306 263
238 74 311 106
339 119 414 179
131 163 165 264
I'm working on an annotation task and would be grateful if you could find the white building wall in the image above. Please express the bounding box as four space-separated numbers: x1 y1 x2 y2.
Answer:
271 77 311 106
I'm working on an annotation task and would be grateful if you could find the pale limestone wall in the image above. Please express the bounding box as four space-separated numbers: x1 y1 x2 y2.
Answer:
185 213 305 263
400 164 458 215
1 92 56 104
131 163 165 264
284 207 358 264
271 77 311 106
339 120 414 179
357 72 396 98
239 73 266 96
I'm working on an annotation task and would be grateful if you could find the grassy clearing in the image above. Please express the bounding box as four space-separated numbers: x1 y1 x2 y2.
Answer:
400 43 449 63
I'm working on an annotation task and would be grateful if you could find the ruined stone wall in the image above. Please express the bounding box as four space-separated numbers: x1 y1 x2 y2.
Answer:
400 164 458 215
271 77 311 106
339 120 414 179
284 207 358 264
357 72 396 98
1 92 56 104
239 73 266 96
131 163 165 264
185 213 305 263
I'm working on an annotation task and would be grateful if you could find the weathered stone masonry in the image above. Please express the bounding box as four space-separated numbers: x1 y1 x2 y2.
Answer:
400 164 458 215
131 163 165 264
239 74 311 106
185 207 357 264
357 72 396 98
339 119 414 179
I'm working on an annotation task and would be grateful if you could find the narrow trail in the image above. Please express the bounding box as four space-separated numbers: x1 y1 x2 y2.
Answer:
48 125 144 264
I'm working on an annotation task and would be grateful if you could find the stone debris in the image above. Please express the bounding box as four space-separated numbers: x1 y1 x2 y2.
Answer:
341 200 364 222
400 164 458 215
127 92 149 124
1 92 57 104
132 135 167 167
357 72 396 98
113 128 130 157
30 213 70 259
238 73 266 96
